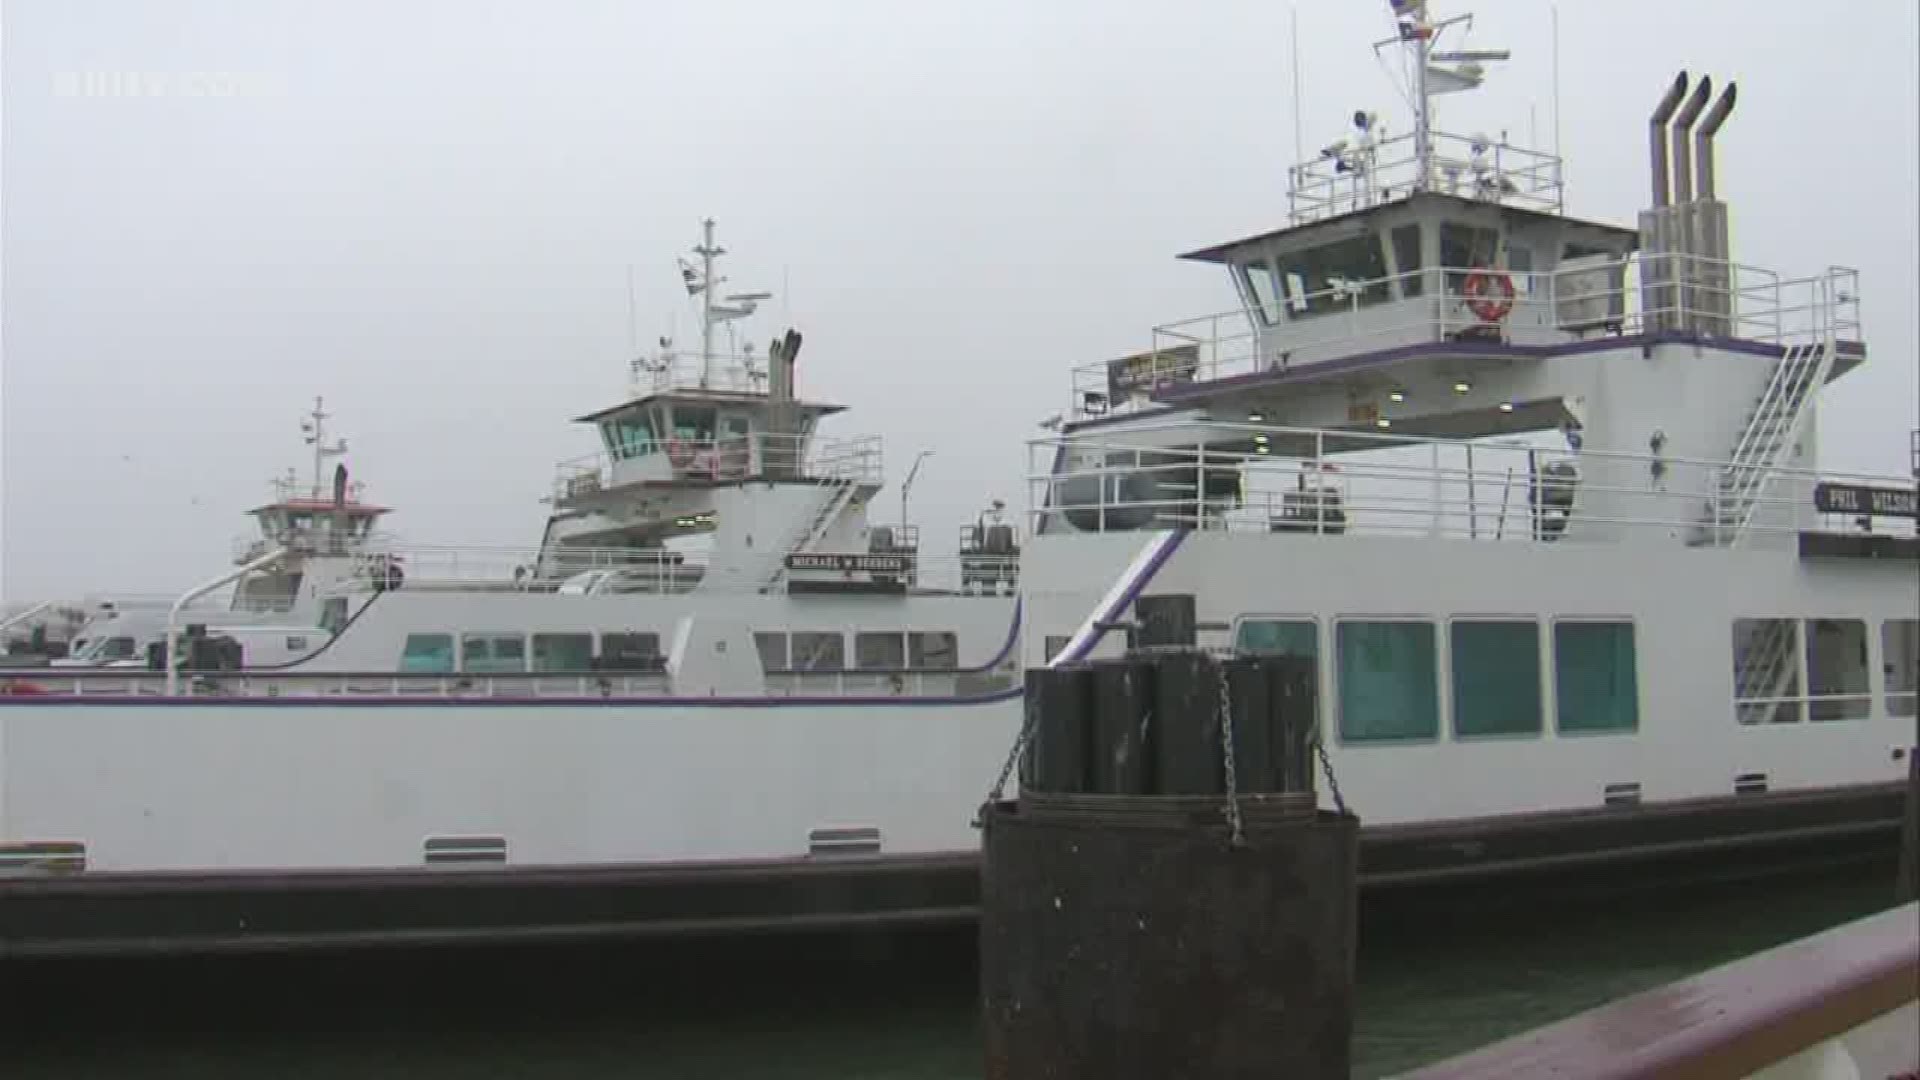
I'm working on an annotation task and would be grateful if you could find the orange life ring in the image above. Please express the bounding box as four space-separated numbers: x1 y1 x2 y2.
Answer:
1463 269 1515 323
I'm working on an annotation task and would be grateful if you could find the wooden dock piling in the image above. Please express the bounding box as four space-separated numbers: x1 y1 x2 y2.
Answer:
980 649 1357 1080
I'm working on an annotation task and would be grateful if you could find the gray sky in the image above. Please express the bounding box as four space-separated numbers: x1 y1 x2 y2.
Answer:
3 0 1916 600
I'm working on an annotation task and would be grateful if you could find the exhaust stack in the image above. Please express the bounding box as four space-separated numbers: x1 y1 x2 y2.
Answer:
1648 72 1688 208
1694 82 1738 201
1669 75 1713 206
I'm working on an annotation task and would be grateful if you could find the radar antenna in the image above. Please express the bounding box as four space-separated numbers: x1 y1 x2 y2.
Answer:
299 396 347 500
1372 0 1512 195
679 218 774 390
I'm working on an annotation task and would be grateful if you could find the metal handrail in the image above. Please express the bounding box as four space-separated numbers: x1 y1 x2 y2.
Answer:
1074 258 1863 418
1026 421 1916 545
1401 901 1919 1080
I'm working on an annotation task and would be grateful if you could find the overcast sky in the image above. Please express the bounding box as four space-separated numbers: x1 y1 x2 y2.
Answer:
3 0 1916 600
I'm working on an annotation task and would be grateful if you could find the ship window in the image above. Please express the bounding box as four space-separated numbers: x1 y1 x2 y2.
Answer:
1241 260 1281 325
1277 235 1392 317
1335 620 1439 743
1508 244 1536 297
602 412 658 461
855 631 906 671
1439 223 1502 292
532 632 594 672
1554 621 1639 733
1450 620 1542 738
599 632 662 671
1731 618 1803 725
1391 224 1424 298
790 632 844 671
400 633 454 673
1235 617 1318 659
1880 619 1917 718
1804 619 1870 721
462 633 526 674
98 636 138 661
909 631 958 670
670 405 717 445
754 632 788 672
320 597 349 634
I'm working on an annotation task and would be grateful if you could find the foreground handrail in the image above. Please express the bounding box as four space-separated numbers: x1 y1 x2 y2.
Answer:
1401 901 1919 1079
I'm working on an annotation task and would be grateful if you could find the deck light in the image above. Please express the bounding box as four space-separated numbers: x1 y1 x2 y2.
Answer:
1499 401 1515 413
1376 418 1392 429
1453 381 1471 394
1389 390 1407 403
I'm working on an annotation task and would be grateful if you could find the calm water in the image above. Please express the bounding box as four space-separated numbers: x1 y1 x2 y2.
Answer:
4 864 1901 1079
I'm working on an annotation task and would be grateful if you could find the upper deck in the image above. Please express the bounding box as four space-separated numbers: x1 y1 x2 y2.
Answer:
1074 235 1864 427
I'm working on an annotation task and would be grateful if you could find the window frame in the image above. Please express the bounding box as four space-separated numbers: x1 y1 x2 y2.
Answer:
1332 616 1441 746
1550 617 1641 736
1447 616 1545 741
400 632 455 673
531 632 596 673
461 632 528 674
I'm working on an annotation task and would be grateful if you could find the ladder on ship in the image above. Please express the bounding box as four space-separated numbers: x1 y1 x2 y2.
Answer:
1699 336 1835 546
763 477 861 590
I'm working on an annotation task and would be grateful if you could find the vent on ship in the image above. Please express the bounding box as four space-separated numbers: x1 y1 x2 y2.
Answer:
808 826 882 857
1603 782 1643 807
423 835 508 866
1734 772 1770 795
0 840 86 873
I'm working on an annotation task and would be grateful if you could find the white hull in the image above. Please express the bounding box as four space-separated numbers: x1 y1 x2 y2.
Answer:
0 693 1020 873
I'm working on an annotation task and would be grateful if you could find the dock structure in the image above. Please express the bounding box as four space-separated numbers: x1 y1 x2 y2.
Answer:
979 636 1358 1080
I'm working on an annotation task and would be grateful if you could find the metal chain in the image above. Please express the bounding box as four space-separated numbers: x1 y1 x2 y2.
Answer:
1211 654 1246 848
980 694 1040 823
1316 737 1349 818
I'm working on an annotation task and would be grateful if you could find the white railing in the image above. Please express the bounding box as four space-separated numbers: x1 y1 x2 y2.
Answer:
1028 421 1917 547
630 349 767 397
327 541 712 594
230 527 404 565
552 432 884 502
0 658 1017 700
1287 129 1565 225
1074 258 1863 418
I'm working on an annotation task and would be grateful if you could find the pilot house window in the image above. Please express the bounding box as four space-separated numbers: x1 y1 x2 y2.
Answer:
1242 261 1281 324
1277 235 1391 316
603 414 658 461
1439 223 1502 293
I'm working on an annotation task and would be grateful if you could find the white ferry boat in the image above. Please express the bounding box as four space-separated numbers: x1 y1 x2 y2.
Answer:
44 398 386 669
1 3 1913 954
